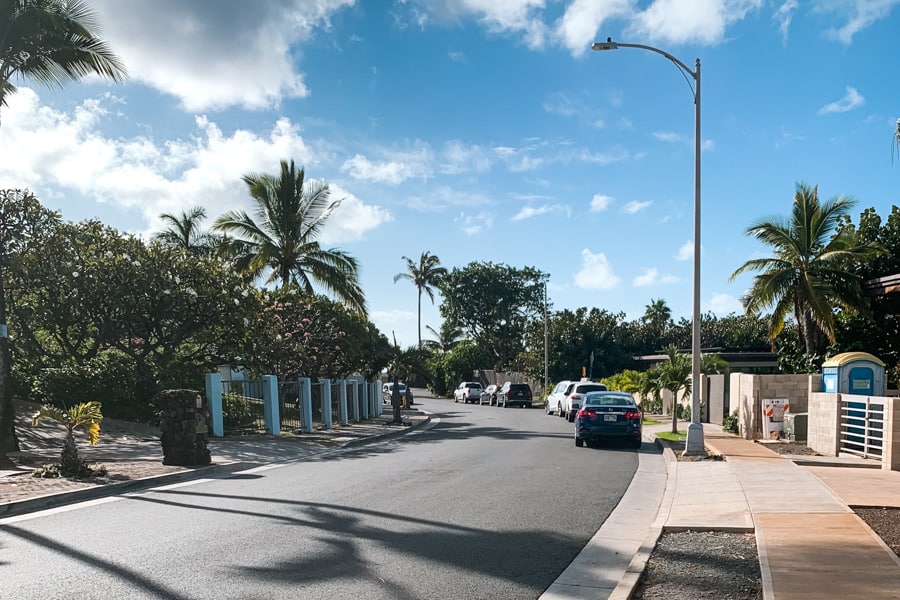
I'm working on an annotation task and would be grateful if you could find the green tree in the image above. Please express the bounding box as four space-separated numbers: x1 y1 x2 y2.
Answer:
152 206 218 257
0 190 61 465
730 182 885 358
657 345 692 434
394 252 446 348
0 1 125 467
439 262 547 369
214 159 366 315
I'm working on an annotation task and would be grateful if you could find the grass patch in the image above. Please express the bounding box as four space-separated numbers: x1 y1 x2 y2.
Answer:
656 430 687 442
642 418 664 425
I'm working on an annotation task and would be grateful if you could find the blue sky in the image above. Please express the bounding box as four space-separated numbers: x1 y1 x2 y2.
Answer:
2 0 899 348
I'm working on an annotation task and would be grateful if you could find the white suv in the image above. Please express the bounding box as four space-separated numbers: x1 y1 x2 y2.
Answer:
545 380 573 415
558 381 608 422
454 381 483 404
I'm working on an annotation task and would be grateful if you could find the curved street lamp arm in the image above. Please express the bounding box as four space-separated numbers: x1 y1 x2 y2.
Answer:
593 39 699 101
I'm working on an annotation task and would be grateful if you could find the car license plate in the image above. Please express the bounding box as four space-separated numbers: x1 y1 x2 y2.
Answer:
604 414 617 422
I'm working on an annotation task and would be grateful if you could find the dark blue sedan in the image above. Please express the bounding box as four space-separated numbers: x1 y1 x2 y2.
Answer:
574 391 643 448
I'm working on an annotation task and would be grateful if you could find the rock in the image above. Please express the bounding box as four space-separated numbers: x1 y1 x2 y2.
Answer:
155 389 211 466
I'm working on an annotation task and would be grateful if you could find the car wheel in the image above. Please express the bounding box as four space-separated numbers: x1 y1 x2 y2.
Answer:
567 411 575 423
632 439 642 449
557 403 564 417
454 397 458 403
575 437 584 447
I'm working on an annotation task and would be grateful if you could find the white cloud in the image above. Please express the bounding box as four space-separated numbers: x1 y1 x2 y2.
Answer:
455 210 493 235
653 131 685 143
555 0 632 56
704 293 744 315
449 50 466 62
440 141 492 174
0 88 389 242
93 0 357 111
622 200 652 214
591 194 613 212
416 0 548 48
818 86 865 115
633 267 678 287
543 92 580 117
822 0 900 44
675 240 693 261
574 249 621 290
627 0 764 45
512 204 569 221
340 144 433 184
773 0 798 44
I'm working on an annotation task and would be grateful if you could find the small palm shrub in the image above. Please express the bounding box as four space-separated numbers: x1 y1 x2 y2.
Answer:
31 401 103 476
722 411 740 435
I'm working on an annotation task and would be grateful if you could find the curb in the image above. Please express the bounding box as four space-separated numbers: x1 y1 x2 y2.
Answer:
607 437 677 600
0 461 255 519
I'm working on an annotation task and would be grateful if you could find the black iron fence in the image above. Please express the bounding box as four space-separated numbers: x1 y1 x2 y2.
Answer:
221 378 266 434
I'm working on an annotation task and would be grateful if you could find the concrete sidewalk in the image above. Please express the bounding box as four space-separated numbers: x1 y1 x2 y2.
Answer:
658 424 900 600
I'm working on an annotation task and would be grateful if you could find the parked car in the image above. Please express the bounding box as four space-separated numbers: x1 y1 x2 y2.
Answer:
383 381 409 403
574 391 642 448
454 381 483 404
479 384 499 406
558 381 608 422
545 380 573 415
496 381 533 408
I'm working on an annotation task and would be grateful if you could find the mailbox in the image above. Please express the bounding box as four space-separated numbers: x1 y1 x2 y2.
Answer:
821 352 885 396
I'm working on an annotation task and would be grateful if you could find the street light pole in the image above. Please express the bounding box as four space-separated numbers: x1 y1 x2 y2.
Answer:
592 38 704 454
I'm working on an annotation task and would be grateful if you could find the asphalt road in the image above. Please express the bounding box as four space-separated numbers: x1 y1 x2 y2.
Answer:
0 393 639 600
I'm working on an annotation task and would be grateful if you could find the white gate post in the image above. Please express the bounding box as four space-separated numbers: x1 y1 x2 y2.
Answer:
338 380 349 426
299 377 313 433
205 372 223 437
351 380 360 423
321 379 333 430
262 375 280 436
361 381 370 420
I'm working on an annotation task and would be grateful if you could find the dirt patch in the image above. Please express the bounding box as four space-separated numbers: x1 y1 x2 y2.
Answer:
633 530 761 599
656 438 724 462
755 441 819 456
854 507 900 558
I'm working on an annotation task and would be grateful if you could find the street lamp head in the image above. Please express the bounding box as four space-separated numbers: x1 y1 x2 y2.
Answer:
591 37 619 51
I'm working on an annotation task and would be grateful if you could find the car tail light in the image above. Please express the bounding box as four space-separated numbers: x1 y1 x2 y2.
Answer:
577 408 596 418
625 411 641 420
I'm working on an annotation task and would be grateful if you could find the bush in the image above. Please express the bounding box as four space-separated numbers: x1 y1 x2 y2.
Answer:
27 351 155 423
722 411 739 435
222 392 263 430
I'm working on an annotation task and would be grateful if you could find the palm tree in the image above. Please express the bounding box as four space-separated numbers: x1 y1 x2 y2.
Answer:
0 1 125 467
641 298 672 347
213 160 366 315
152 206 217 257
32 401 102 474
423 322 464 353
394 252 447 347
0 0 127 116
730 183 885 356
657 345 692 434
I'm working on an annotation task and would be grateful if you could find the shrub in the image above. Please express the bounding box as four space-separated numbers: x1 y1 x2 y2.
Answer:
722 411 739 435
222 392 262 430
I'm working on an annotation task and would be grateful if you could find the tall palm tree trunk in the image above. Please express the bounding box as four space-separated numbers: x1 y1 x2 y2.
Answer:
417 288 422 348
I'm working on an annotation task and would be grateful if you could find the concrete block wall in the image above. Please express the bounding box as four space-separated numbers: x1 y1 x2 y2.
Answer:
707 374 726 424
732 374 821 440
807 392 841 457
884 396 900 471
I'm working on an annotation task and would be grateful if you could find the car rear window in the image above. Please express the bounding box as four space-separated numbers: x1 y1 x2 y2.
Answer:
509 384 531 391
466 382 482 388
585 394 635 407
575 384 607 393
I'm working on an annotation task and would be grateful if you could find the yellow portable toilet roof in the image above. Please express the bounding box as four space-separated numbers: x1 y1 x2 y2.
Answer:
822 352 886 367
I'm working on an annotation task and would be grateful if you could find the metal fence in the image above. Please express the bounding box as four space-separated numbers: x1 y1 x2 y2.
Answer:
221 378 266 435
840 397 884 459
278 380 304 432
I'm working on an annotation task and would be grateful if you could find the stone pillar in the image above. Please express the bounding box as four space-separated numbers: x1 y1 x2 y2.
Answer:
361 381 370 420
883 396 900 471
156 389 211 466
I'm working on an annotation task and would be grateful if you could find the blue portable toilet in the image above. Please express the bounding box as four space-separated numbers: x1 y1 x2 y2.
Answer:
821 352 885 396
